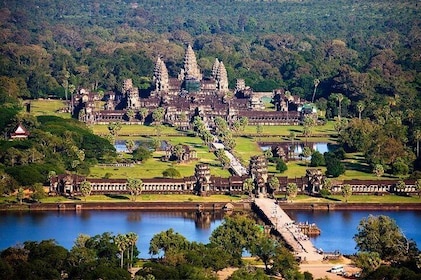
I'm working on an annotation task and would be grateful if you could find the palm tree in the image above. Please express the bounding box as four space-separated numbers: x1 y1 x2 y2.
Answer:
173 144 185 163
126 108 135 122
126 232 138 268
288 131 296 159
80 181 92 201
312 79 320 103
139 108 148 123
243 178 255 196
285 90 292 121
356 101 365 120
415 179 421 198
268 176 280 194
373 164 384 178
127 178 143 201
415 130 421 158
114 234 129 269
342 184 352 202
286 183 298 201
263 148 273 159
126 139 135 153
17 187 24 204
334 93 344 119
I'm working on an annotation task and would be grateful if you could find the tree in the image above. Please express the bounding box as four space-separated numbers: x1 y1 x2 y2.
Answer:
126 232 138 269
16 187 24 204
268 176 280 193
342 184 352 202
80 181 92 201
331 93 344 119
354 215 411 263
152 107 165 125
415 130 421 158
30 183 47 201
139 108 148 123
149 229 188 257
271 246 301 279
310 151 325 167
286 183 298 201
126 108 135 122
242 178 254 196
256 125 263 141
326 157 345 177
302 146 312 166
373 164 384 178
302 115 315 141
114 234 129 269
162 167 181 178
275 158 288 173
132 146 152 162
210 215 261 264
108 122 122 141
415 179 421 198
354 251 382 276
392 158 409 177
126 178 143 201
356 101 365 120
173 144 185 163
250 236 278 272
311 78 320 103
263 149 273 159
126 140 135 153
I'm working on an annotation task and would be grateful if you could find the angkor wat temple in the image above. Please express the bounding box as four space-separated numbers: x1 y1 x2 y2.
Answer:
72 44 315 127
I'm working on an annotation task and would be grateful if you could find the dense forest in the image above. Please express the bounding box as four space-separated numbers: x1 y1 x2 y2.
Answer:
0 0 420 186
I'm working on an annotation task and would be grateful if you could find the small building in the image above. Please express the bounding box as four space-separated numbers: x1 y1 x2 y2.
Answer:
10 123 30 140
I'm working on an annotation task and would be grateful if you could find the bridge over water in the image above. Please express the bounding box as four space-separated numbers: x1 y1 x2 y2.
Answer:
253 197 324 262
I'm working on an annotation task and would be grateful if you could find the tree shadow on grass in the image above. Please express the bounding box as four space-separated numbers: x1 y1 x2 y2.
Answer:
343 161 371 173
105 194 130 200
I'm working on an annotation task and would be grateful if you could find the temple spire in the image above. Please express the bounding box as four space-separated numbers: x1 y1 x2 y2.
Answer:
180 44 202 81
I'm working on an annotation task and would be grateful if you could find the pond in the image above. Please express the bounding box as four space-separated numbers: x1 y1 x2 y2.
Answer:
114 140 168 152
259 142 336 159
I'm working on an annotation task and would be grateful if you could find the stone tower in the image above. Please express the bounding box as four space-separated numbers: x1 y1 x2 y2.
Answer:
123 79 140 109
153 57 169 92
179 44 202 81
211 58 220 78
195 163 211 195
216 61 229 92
249 155 268 196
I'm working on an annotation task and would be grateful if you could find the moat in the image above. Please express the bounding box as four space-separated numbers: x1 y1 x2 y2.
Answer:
1 210 420 258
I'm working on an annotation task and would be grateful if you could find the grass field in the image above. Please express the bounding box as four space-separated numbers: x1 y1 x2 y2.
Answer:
3 193 418 205
29 99 70 118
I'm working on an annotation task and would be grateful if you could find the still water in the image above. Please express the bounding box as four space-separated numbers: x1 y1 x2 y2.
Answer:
0 210 223 259
286 210 421 255
0 210 420 258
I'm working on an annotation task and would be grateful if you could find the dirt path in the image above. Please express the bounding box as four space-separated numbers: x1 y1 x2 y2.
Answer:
300 257 361 279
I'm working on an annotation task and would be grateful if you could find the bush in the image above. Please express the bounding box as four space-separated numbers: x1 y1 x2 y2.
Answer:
325 158 345 177
310 151 325 167
132 146 152 162
275 158 288 173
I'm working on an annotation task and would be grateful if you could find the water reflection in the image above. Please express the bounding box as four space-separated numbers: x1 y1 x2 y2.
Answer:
114 140 168 152
259 142 336 160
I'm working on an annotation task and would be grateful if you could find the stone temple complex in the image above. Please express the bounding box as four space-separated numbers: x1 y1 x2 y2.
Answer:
72 44 312 128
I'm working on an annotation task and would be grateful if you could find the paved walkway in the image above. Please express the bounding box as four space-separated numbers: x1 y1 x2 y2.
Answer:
254 197 323 262
211 142 248 176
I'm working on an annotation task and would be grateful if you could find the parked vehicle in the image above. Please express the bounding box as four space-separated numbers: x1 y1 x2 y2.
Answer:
330 265 344 273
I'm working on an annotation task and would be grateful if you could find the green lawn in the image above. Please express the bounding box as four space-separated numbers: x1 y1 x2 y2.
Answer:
282 194 421 204
40 194 245 203
91 124 184 136
29 99 70 118
241 121 336 137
